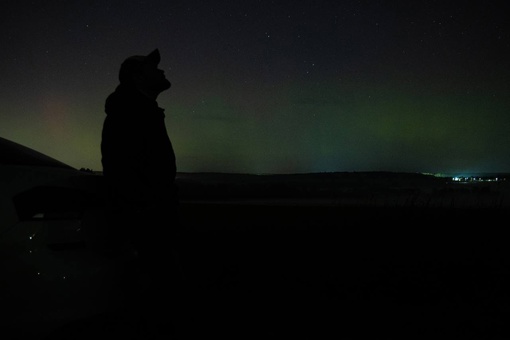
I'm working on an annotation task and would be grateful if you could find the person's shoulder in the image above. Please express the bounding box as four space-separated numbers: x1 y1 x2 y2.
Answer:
105 84 139 113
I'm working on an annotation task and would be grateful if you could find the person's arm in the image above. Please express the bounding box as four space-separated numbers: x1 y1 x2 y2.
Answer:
102 116 151 205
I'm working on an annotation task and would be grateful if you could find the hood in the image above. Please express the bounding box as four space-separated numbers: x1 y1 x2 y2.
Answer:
104 84 157 118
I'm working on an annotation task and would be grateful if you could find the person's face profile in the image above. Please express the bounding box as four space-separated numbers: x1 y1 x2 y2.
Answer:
136 62 171 92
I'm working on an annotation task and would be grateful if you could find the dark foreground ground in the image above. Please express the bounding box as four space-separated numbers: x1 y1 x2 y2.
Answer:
46 202 510 340
39 172 510 339
176 204 510 339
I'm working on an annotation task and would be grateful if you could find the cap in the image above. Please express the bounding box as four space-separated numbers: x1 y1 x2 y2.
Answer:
118 49 161 84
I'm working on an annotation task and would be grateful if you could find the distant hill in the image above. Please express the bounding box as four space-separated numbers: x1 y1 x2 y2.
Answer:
175 171 509 208
0 136 74 169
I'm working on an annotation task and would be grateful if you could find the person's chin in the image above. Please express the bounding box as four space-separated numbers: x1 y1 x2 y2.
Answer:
161 79 171 90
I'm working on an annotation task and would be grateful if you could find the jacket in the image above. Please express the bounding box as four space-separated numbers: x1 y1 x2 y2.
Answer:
101 83 178 209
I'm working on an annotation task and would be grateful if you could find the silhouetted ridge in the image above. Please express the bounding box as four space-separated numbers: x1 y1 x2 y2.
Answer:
0 136 75 169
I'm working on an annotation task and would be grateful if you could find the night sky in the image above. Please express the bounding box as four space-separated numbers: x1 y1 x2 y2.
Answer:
1 1 509 175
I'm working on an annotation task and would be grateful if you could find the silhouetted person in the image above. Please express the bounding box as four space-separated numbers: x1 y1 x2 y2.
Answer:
100 48 184 338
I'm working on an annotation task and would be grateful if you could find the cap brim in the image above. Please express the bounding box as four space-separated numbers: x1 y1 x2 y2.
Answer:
145 49 161 65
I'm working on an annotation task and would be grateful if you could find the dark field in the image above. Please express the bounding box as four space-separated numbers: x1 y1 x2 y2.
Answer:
47 172 510 339
174 204 510 339
169 172 510 339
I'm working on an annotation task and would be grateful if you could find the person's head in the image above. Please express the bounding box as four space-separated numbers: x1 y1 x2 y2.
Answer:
118 49 171 96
